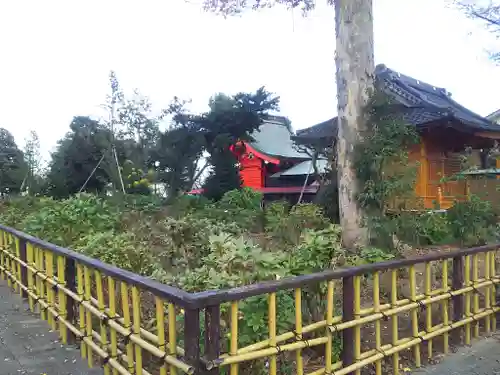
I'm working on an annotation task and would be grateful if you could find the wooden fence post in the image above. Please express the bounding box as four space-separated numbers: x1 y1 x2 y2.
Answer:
342 276 355 375
437 186 443 209
65 258 77 342
18 238 28 299
185 307 202 374
452 256 464 345
204 305 221 375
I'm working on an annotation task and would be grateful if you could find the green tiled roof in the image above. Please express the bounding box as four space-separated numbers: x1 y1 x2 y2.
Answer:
249 119 310 160
461 168 500 175
271 159 329 177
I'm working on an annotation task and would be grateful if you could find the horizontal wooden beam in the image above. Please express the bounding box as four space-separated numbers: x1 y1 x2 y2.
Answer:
474 131 500 140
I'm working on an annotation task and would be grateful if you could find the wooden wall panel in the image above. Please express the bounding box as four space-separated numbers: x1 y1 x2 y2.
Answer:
239 154 264 189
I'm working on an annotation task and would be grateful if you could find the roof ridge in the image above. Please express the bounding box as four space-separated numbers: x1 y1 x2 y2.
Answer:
390 76 494 127
486 108 500 119
262 114 289 123
379 67 452 111
379 66 498 129
376 64 449 94
384 65 491 124
376 66 426 107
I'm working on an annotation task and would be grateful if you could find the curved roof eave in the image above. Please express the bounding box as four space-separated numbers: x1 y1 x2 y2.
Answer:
298 65 500 138
248 119 312 161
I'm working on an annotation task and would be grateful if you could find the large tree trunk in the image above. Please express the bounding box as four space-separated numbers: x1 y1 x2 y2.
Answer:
335 0 374 250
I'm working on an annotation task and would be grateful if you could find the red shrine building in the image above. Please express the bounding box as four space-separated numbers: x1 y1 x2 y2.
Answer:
229 116 323 197
188 115 325 199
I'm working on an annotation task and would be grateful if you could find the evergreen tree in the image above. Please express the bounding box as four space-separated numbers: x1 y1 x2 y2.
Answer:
0 128 26 195
197 87 279 200
23 130 42 195
203 149 242 201
46 116 113 198
150 98 205 199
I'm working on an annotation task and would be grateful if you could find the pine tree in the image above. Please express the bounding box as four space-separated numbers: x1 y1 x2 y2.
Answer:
203 149 242 201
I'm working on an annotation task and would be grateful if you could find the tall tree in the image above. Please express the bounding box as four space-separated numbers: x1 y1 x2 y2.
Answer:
23 130 42 195
456 1 500 60
103 71 165 192
197 87 279 200
118 89 160 169
46 115 140 198
46 116 114 198
0 128 26 196
334 0 374 249
150 98 205 199
203 0 374 249
102 70 127 193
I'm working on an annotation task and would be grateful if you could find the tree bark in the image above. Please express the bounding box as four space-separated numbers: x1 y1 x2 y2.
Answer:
335 0 374 250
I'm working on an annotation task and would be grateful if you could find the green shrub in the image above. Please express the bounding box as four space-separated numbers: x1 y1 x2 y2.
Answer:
0 194 344 368
170 195 212 217
21 194 120 246
288 224 343 275
263 200 291 243
122 161 154 195
143 215 244 279
314 170 339 223
446 195 497 246
75 231 158 275
217 188 264 230
414 211 451 245
238 291 295 347
0 196 55 227
350 247 396 266
189 188 264 231
289 203 330 230
179 233 286 291
218 187 262 211
265 203 332 245
109 193 164 213
264 200 289 226
394 211 451 246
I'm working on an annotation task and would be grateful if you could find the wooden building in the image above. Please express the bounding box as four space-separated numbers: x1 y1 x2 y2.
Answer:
230 115 321 198
188 116 322 199
294 64 500 209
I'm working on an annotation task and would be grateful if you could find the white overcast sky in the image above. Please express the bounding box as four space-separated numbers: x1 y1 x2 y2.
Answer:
0 0 499 161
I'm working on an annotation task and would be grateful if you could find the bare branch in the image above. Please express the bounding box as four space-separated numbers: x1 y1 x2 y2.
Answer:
201 0 317 16
455 0 500 61
455 1 500 32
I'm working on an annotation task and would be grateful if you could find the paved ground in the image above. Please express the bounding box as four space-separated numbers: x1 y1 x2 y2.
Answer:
418 335 500 375
0 281 103 375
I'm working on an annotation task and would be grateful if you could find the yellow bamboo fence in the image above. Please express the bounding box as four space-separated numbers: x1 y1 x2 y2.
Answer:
0 224 498 375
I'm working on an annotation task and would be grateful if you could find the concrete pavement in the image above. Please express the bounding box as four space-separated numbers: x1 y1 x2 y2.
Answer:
0 282 102 375
418 335 500 375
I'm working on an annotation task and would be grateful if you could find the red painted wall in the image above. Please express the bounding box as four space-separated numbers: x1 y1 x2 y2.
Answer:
232 141 301 190
239 152 264 188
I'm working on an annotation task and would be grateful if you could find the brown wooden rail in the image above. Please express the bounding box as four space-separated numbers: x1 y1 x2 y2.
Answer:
0 223 498 375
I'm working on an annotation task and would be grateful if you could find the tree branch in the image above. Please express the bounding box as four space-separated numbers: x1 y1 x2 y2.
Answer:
201 0 317 15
